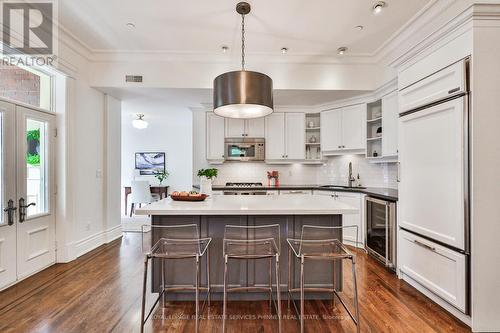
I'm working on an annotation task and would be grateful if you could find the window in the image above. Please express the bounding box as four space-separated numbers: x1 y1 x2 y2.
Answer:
26 118 49 216
0 63 52 110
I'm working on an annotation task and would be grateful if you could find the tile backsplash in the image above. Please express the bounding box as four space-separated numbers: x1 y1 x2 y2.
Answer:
203 154 398 189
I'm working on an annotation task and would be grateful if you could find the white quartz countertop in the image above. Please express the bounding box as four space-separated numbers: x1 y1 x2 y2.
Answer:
135 194 358 216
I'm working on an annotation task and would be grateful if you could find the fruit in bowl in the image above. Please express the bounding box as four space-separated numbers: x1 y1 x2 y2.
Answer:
170 191 208 201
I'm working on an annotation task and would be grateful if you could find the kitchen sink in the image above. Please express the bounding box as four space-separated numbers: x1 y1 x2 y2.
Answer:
319 185 367 189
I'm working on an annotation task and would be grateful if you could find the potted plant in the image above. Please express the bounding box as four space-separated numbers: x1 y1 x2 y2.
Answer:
153 170 169 185
197 168 218 195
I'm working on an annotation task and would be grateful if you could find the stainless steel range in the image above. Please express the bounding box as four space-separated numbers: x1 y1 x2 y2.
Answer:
223 182 267 195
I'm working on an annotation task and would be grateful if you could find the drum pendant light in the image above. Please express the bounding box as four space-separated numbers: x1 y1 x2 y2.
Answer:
213 2 273 119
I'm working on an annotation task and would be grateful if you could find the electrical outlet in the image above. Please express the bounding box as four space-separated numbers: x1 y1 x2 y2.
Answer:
85 223 91 231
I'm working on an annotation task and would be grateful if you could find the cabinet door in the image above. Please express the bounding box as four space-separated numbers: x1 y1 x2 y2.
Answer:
320 110 342 151
336 193 363 248
285 113 305 159
206 113 225 160
225 118 246 137
382 92 399 156
341 104 366 150
265 113 285 159
246 118 265 137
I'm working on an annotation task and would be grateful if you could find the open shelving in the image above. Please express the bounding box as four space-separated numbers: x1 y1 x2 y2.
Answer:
305 113 322 161
366 100 383 158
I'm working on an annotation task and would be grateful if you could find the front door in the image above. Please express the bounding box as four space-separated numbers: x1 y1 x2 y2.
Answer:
0 101 56 289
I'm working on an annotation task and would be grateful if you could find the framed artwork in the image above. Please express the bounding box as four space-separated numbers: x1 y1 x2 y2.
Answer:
135 152 165 175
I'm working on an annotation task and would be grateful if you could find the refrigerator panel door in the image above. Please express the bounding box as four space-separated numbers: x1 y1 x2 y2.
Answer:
399 97 466 250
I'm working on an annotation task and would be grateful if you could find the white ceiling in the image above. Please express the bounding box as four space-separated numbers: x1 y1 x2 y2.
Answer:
60 0 431 55
100 87 368 107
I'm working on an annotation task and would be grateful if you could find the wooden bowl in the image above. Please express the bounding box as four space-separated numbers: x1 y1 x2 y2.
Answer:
170 194 208 202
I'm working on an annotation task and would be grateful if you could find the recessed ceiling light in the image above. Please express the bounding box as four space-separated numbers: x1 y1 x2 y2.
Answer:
126 22 136 28
281 47 288 54
337 47 348 55
221 46 229 53
372 1 387 15
355 25 364 31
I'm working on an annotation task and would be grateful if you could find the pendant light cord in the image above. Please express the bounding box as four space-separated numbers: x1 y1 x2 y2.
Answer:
241 13 245 71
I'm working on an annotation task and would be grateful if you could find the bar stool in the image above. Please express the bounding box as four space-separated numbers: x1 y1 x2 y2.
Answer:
140 224 211 333
223 224 282 333
287 225 360 333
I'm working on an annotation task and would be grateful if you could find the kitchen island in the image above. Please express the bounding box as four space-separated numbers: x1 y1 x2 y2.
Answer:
136 195 358 300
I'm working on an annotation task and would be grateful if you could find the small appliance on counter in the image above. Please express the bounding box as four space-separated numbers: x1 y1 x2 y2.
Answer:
267 171 279 187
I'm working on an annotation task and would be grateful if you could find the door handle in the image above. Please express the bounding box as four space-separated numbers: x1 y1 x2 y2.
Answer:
413 239 436 252
18 197 36 223
3 199 17 226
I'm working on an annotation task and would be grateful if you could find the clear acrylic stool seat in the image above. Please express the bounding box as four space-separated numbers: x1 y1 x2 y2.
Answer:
222 224 282 333
287 225 360 333
141 224 211 333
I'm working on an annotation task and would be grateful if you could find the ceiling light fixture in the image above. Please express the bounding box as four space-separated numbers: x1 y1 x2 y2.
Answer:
221 46 229 53
337 47 348 55
372 1 387 15
213 2 273 119
132 114 148 129
126 22 136 28
355 25 364 31
281 47 288 54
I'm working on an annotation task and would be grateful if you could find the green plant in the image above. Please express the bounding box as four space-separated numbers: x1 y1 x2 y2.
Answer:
27 129 40 141
27 154 40 166
197 168 218 180
153 170 169 184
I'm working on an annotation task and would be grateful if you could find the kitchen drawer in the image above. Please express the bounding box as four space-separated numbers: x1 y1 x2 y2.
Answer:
399 60 466 113
279 189 312 195
399 229 466 312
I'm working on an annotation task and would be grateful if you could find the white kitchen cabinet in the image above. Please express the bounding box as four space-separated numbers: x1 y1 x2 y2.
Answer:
399 60 466 113
381 91 399 156
226 118 265 138
225 118 246 137
320 110 342 151
312 190 364 248
206 112 225 161
321 104 365 154
265 113 286 160
285 113 306 159
265 113 305 161
279 189 312 195
246 117 265 137
399 229 466 312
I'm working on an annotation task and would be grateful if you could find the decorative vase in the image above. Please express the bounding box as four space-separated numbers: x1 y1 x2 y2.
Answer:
200 176 213 195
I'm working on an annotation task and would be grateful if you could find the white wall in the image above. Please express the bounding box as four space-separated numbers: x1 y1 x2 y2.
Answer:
121 98 193 210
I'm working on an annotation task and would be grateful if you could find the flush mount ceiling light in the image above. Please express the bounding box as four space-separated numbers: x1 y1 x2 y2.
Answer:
372 1 387 15
355 25 364 31
132 114 148 129
337 47 348 55
213 2 273 119
126 22 136 29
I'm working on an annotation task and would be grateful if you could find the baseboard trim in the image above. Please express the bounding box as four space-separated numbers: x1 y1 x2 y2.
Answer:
65 225 123 261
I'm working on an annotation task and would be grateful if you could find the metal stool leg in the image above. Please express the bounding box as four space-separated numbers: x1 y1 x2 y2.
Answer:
141 256 149 333
288 247 292 309
276 254 282 333
300 255 305 333
352 258 360 333
207 247 211 307
223 254 228 333
195 255 200 333
332 258 336 307
269 257 273 307
161 257 166 306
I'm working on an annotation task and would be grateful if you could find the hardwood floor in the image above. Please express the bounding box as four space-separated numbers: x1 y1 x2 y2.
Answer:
0 232 471 333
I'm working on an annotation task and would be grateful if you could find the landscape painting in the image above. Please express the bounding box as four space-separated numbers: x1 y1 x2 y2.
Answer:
135 152 165 175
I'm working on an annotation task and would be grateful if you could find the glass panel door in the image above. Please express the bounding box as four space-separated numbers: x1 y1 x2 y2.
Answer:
26 119 49 216
366 197 388 260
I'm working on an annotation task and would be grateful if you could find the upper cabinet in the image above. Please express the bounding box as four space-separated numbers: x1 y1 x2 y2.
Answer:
265 113 305 161
206 112 225 162
225 118 265 137
321 104 366 155
382 91 399 157
366 92 399 161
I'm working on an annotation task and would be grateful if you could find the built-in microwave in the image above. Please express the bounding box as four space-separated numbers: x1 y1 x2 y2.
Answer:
224 138 265 161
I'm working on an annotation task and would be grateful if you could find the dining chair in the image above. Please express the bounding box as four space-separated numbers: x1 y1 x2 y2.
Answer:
129 180 160 216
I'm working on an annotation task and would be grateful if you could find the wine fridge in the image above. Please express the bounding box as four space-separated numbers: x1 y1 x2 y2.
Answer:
365 196 397 270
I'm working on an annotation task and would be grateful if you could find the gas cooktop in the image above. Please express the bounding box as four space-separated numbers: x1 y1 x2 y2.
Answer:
225 182 263 187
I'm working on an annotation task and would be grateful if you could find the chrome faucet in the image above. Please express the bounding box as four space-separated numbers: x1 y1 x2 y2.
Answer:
348 162 355 187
